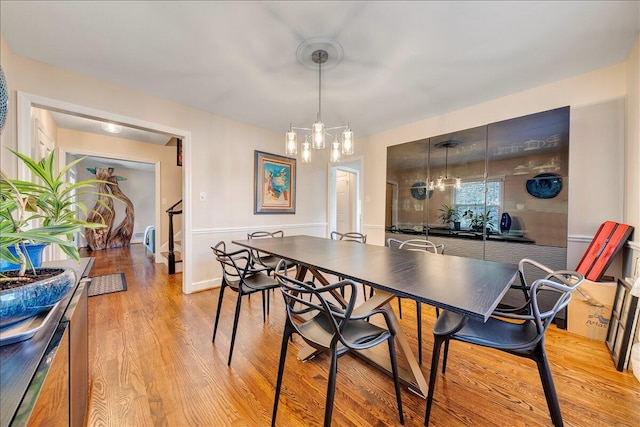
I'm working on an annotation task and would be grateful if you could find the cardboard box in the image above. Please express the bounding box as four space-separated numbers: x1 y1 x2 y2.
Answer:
567 279 617 341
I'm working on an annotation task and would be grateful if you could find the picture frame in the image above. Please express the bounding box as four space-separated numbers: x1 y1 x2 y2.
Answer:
254 150 296 214
177 138 183 167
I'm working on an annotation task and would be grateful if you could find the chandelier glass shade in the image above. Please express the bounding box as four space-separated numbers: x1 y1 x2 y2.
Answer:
285 44 354 164
429 141 462 191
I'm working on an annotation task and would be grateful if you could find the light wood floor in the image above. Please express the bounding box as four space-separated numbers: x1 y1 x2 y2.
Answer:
84 244 640 426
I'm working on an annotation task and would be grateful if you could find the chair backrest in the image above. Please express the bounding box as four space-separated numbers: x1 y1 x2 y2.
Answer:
212 240 253 289
529 271 584 334
247 230 284 239
386 238 404 249
331 231 367 243
274 260 360 350
398 239 444 254
496 268 584 338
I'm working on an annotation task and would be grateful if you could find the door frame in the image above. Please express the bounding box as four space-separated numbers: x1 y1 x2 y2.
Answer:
16 91 193 293
327 156 363 237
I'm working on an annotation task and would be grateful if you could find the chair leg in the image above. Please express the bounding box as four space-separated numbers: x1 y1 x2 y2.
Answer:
417 301 422 365
261 290 267 322
267 289 271 317
227 293 244 365
324 348 339 427
272 326 292 427
442 338 450 374
533 343 564 426
212 284 226 343
397 296 403 319
425 334 446 426
388 336 405 425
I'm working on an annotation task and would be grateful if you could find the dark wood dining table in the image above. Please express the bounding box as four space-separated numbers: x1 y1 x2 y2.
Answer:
233 235 518 397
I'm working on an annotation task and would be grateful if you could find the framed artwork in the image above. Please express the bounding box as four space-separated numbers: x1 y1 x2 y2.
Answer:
254 150 296 214
177 138 183 166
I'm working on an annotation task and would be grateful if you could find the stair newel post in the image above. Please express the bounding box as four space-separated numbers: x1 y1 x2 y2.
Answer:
168 211 176 274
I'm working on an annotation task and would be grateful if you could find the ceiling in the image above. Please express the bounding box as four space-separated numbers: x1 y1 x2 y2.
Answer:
1 1 639 140
48 111 172 146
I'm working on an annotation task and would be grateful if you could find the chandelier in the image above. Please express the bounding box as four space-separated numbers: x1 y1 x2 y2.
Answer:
285 38 354 163
429 141 462 191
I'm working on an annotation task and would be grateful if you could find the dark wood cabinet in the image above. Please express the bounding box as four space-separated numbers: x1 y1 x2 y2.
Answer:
27 325 70 426
0 259 93 427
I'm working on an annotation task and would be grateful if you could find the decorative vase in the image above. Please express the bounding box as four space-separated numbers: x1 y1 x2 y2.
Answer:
500 212 512 234
0 267 76 327
0 242 49 272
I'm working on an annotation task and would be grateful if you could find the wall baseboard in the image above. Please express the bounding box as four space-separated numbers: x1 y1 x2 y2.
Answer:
190 277 222 294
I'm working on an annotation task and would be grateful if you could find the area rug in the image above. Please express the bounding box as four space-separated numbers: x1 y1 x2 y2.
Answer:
88 273 127 297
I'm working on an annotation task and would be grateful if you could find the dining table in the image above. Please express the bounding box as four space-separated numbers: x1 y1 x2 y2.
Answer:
233 235 518 397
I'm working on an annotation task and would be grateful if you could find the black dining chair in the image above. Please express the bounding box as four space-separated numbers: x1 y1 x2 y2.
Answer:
424 268 584 426
247 230 285 275
271 260 404 427
211 241 280 365
387 238 444 364
498 258 577 316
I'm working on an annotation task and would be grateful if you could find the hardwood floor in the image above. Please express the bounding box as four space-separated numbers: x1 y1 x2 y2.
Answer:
84 244 640 426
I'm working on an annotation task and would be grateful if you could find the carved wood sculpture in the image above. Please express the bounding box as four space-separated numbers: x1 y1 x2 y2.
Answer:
85 167 115 250
106 175 134 248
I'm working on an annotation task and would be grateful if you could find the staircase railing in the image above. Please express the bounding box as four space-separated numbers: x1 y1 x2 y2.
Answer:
166 199 183 274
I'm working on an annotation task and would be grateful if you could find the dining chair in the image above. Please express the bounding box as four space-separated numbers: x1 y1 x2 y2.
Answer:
211 241 280 365
271 260 404 427
499 258 579 316
247 230 285 275
330 231 367 243
330 231 368 296
387 238 444 364
424 268 584 426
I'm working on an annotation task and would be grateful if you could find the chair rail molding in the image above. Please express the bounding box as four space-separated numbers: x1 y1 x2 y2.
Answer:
192 222 327 235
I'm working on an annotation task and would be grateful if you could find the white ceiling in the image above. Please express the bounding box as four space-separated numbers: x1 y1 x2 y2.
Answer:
48 111 172 146
1 1 639 140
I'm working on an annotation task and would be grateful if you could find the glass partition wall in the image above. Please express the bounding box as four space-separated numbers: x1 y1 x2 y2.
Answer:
386 107 570 267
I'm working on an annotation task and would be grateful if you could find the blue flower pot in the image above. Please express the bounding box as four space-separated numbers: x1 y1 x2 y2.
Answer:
0 243 48 272
0 267 76 327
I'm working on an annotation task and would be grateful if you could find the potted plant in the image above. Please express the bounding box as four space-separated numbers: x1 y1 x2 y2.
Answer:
463 209 495 233
438 204 460 230
0 149 107 327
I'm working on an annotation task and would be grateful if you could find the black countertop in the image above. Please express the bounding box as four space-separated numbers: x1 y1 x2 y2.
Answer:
386 226 535 244
0 258 93 427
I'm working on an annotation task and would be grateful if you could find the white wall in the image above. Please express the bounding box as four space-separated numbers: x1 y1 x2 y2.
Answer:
0 36 328 292
3 32 638 289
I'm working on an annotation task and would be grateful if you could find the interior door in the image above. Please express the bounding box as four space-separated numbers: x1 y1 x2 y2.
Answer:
336 170 352 233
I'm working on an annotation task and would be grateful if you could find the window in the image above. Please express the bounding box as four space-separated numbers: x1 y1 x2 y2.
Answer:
454 180 501 230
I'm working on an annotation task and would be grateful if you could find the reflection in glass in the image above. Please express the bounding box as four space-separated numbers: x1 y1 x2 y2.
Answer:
385 107 570 265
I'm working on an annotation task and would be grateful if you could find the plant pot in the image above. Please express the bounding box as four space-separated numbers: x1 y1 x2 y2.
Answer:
0 243 48 272
0 267 76 327
452 221 461 231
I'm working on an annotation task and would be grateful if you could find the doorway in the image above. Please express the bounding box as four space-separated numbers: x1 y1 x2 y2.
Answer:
16 91 193 293
328 157 363 236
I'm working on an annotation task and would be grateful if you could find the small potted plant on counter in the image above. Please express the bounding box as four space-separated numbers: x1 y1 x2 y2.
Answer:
463 209 495 233
0 149 108 329
438 204 460 230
